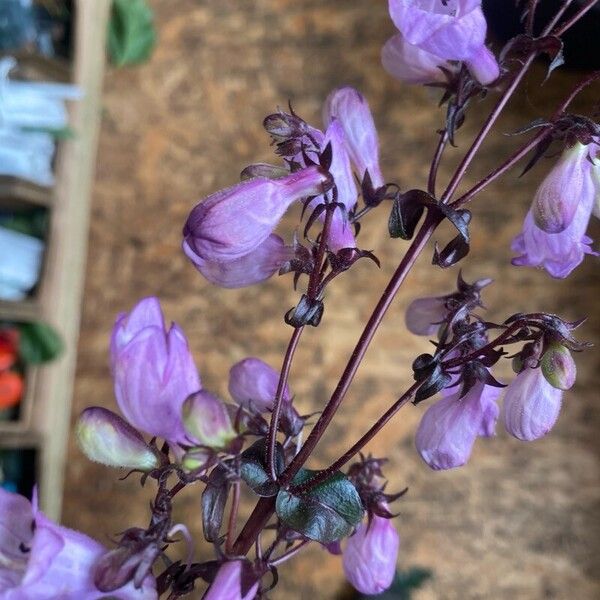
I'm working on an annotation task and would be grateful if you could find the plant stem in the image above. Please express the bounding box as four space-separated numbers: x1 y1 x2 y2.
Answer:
266 326 304 481
269 540 310 566
451 128 550 209
231 496 276 555
553 0 597 36
225 480 240 554
289 381 422 495
279 213 439 487
428 130 449 196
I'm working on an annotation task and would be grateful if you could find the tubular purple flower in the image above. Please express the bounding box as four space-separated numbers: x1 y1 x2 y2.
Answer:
323 87 385 190
0 488 156 599
342 514 399 595
511 176 596 278
183 234 295 288
76 407 159 471
415 381 501 470
405 295 448 336
111 297 201 444
327 209 357 252
503 367 563 441
382 32 451 85
387 0 499 85
182 391 236 449
203 561 259 600
591 154 600 218
532 143 594 233
183 166 331 263
228 357 291 413
323 119 358 212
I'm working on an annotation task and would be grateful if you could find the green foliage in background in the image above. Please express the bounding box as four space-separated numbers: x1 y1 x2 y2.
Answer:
357 568 432 600
107 0 156 67
18 322 64 365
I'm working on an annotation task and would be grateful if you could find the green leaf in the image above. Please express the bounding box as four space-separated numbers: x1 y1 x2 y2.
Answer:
107 0 157 67
18 322 64 365
276 469 363 544
21 125 75 140
239 439 284 497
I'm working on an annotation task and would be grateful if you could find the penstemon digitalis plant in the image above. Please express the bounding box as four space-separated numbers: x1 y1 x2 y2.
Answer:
2 1 599 598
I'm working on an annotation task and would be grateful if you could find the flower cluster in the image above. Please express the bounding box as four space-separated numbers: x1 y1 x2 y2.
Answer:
407 275 586 470
25 1 597 598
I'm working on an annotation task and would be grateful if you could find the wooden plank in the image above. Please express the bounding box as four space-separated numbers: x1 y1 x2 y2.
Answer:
33 0 111 520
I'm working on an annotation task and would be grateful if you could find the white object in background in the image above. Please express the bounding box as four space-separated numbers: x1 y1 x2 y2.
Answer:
0 226 44 300
0 128 55 186
0 57 81 186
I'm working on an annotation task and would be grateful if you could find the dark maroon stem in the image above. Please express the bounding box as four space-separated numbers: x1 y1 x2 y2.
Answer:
279 213 440 487
225 480 240 554
231 496 276 555
553 0 597 35
266 326 304 481
451 128 550 209
428 129 449 196
289 381 422 495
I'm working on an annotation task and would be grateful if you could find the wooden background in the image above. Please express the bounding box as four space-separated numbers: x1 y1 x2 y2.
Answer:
62 1 599 598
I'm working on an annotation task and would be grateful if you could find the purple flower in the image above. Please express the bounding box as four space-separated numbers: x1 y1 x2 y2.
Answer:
511 177 596 279
387 0 499 85
303 120 358 252
111 297 201 444
503 367 562 441
182 391 236 449
183 166 331 263
382 32 452 84
183 234 294 289
76 407 159 471
532 143 595 233
228 357 290 413
415 381 501 470
404 295 448 336
323 87 385 190
0 488 156 599
203 561 258 600
342 515 400 595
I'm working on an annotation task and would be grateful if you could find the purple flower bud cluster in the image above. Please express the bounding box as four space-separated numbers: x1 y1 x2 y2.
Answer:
512 141 599 278
383 0 500 86
182 86 386 288
407 278 585 470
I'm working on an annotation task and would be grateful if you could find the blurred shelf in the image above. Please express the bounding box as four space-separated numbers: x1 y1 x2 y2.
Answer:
0 178 54 208
0 0 111 517
0 299 43 322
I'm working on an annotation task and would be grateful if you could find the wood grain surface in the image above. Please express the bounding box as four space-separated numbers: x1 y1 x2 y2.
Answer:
62 1 600 598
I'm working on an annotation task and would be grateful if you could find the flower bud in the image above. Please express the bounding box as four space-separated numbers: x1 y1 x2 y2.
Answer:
183 166 332 263
382 32 450 84
228 357 290 413
540 344 576 391
388 0 499 85
240 163 289 181
503 367 562 441
532 143 592 234
184 234 295 289
404 295 448 336
342 515 399 595
204 561 259 600
182 391 236 449
111 297 201 444
76 407 159 471
323 87 384 190
415 382 500 470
